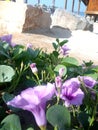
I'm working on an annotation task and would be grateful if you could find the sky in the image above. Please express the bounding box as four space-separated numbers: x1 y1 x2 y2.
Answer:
28 0 86 12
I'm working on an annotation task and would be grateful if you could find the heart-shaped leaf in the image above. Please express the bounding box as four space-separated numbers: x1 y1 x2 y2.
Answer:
62 57 79 66
0 114 21 130
46 105 71 130
0 65 15 83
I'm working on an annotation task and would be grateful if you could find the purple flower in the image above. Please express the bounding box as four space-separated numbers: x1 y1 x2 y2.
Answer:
30 63 38 74
59 68 65 77
26 43 33 49
10 42 17 47
7 83 55 128
60 44 70 55
0 34 12 44
0 34 16 47
79 76 97 88
55 76 62 88
61 78 84 107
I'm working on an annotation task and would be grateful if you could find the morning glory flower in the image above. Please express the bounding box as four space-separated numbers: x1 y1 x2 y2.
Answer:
60 44 70 55
61 78 84 107
7 83 55 129
0 34 12 44
26 43 33 49
0 34 16 47
79 76 97 88
30 63 38 74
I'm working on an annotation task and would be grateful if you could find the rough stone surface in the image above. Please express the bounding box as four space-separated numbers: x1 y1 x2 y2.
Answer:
51 9 93 31
23 5 51 31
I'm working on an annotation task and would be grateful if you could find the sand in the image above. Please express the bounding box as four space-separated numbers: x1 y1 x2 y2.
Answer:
12 26 98 65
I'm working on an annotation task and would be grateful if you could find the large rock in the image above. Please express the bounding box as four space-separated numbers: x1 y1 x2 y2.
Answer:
0 2 51 34
23 5 51 31
0 1 27 34
51 9 93 31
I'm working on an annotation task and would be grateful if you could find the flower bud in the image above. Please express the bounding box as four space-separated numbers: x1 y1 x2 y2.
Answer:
30 63 38 74
59 68 65 77
55 76 62 88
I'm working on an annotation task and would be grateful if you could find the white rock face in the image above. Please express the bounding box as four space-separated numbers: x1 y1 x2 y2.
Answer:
51 9 93 31
0 1 27 34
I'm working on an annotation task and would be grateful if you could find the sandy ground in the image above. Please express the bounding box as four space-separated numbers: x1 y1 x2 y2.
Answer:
12 26 98 65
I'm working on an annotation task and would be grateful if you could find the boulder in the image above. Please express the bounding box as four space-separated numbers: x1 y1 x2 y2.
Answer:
23 5 51 31
51 9 93 31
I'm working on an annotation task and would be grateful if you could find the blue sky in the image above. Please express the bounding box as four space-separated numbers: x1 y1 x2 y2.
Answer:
28 0 86 12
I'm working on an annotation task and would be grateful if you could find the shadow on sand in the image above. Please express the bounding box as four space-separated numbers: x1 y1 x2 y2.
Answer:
23 26 72 39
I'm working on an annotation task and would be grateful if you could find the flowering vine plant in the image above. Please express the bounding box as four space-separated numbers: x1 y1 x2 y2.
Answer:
0 34 98 130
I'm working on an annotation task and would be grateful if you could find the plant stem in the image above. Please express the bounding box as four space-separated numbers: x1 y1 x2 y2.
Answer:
89 94 98 127
35 73 41 85
54 126 58 130
56 88 60 104
40 125 46 130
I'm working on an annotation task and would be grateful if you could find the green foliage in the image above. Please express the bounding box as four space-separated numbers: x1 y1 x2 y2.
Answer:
62 57 79 67
0 65 15 83
78 112 90 130
2 92 14 103
26 128 34 130
0 114 21 130
46 105 71 130
0 37 98 130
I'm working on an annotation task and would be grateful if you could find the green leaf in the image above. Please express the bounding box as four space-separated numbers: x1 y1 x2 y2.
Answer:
12 45 24 59
54 64 67 77
92 66 98 73
0 50 10 58
78 112 90 129
2 92 20 112
56 38 59 43
0 114 21 130
27 48 40 58
2 92 14 103
0 45 10 58
0 65 15 83
83 60 93 67
59 40 68 46
52 42 58 50
46 105 71 130
62 57 79 67
84 73 98 80
26 127 34 130
2 42 10 50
